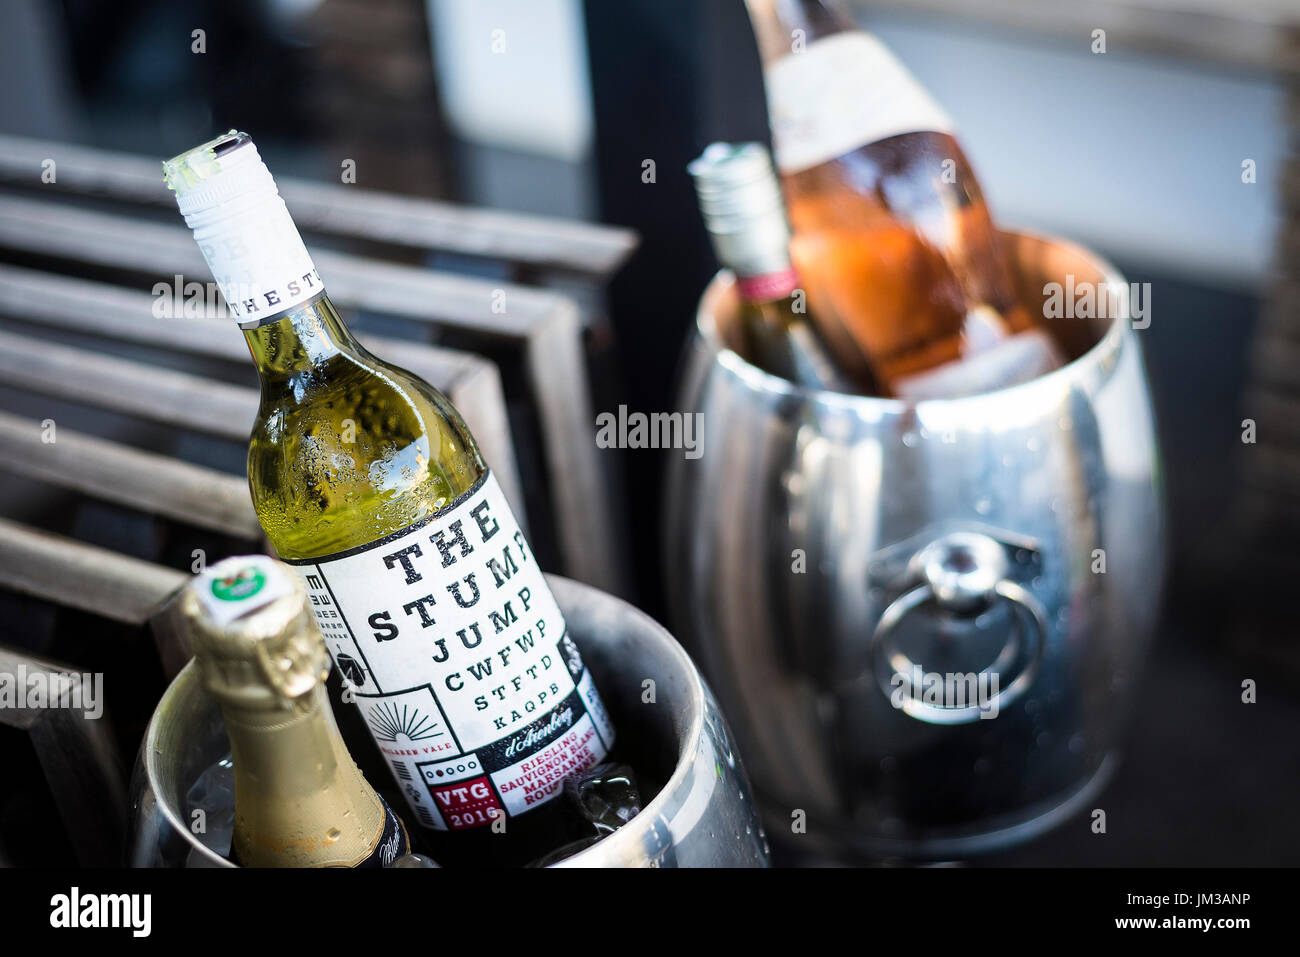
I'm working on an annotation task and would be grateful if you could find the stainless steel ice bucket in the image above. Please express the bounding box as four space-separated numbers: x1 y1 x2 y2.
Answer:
663 230 1164 860
128 575 770 867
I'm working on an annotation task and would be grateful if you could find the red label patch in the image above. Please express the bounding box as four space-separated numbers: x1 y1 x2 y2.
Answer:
428 775 503 830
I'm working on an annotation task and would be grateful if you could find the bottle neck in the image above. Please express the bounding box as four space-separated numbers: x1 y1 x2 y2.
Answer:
221 683 391 866
180 157 341 372
223 685 344 795
746 0 847 62
712 225 799 305
242 295 365 389
690 143 801 307
702 197 797 303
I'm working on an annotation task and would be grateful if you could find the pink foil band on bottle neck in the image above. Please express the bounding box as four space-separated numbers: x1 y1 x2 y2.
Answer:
736 267 800 303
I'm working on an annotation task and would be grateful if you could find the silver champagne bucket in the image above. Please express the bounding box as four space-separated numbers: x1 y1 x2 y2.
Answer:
663 230 1165 861
128 575 771 867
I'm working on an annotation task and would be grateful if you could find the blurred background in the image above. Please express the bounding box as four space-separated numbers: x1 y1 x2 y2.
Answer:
0 0 1296 866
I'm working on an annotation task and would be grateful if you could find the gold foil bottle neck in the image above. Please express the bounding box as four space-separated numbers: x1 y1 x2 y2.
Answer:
179 555 331 710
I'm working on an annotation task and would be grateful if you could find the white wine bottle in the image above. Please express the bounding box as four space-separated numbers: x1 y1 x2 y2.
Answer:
164 132 616 866
180 555 410 867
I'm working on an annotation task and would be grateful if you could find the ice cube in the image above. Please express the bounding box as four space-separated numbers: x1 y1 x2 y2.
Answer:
185 754 235 857
564 762 643 835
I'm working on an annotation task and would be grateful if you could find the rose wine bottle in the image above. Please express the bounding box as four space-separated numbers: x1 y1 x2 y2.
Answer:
745 0 1061 398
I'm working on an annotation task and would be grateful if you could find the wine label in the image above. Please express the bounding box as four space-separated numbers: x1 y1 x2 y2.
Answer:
765 32 954 174
284 471 615 832
188 194 323 330
894 328 1063 400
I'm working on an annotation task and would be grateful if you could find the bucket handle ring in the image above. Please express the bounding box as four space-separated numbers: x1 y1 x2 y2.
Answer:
869 532 1047 726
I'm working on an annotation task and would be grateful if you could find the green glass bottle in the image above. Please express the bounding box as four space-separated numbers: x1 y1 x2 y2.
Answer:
689 142 874 394
165 132 616 866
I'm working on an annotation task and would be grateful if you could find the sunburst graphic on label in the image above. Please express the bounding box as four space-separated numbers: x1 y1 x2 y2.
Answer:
367 701 442 743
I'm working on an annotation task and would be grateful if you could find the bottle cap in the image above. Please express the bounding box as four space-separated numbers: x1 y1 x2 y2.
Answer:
689 142 786 223
179 555 331 709
688 142 792 279
163 130 279 224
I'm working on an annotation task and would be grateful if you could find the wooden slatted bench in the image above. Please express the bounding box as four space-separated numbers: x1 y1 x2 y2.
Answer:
0 134 638 595
0 134 637 278
0 264 524 519
0 520 187 866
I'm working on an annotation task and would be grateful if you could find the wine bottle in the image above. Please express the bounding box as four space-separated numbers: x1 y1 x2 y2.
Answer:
689 142 874 394
179 555 410 867
744 0 1061 398
164 132 616 866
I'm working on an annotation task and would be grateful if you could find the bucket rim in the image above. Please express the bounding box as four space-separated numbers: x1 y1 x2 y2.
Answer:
140 573 711 868
693 227 1134 411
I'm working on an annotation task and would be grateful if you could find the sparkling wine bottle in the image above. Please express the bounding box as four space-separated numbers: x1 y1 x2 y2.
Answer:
179 555 410 867
164 132 616 866
689 142 875 394
745 0 1062 398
